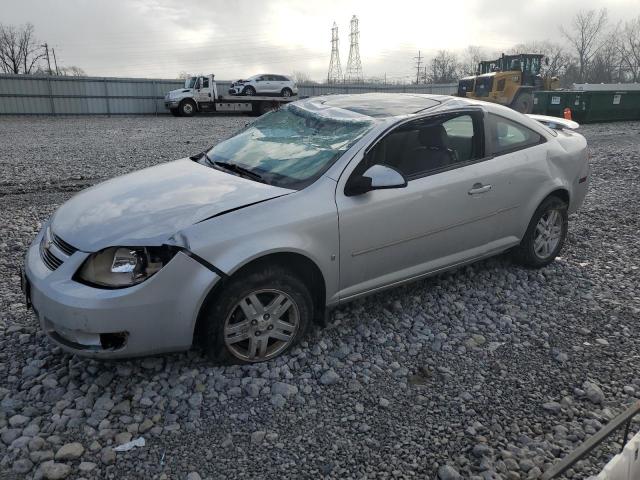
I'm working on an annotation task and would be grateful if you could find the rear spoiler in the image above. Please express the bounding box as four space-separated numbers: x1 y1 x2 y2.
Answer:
526 114 580 130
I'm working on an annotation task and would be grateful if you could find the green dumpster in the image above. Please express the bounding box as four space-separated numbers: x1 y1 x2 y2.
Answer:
580 90 640 122
532 91 549 114
533 89 640 123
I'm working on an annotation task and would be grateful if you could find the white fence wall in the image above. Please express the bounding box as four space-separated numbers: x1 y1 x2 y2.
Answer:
0 74 457 115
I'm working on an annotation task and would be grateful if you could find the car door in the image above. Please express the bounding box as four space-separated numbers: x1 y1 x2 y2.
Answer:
335 111 513 300
273 75 287 93
252 76 266 94
193 76 211 104
472 113 550 241
259 75 276 94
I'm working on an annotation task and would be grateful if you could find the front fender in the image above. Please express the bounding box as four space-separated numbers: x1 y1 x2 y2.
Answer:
178 177 341 305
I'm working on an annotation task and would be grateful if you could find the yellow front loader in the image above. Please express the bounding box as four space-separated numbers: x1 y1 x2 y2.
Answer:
458 54 560 113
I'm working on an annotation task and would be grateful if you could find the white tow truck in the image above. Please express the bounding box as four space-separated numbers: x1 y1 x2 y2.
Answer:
164 74 297 117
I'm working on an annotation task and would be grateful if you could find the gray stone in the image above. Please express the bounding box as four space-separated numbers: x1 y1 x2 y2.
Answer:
583 381 605 404
438 465 462 480
139 419 154 433
114 432 132 445
271 382 298 398
9 414 30 427
271 394 287 408
55 442 84 460
251 430 266 444
100 447 116 465
320 369 340 385
542 402 562 413
41 461 72 480
79 461 97 472
13 458 34 474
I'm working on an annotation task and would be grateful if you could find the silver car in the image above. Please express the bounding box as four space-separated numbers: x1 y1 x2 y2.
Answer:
23 93 589 363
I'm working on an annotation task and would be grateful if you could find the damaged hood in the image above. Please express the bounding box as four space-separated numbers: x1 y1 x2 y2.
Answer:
51 158 293 252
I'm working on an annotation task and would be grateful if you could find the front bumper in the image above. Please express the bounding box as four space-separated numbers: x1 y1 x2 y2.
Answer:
228 86 243 95
165 100 180 109
24 227 220 358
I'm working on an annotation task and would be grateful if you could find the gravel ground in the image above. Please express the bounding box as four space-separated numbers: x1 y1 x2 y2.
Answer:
0 115 639 480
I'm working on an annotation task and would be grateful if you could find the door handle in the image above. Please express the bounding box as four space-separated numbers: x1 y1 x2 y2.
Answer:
468 183 492 195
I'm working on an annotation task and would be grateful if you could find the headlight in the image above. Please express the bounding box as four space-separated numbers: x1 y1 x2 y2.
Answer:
75 246 179 288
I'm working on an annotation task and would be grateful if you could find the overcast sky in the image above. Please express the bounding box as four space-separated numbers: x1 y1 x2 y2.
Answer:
3 0 639 81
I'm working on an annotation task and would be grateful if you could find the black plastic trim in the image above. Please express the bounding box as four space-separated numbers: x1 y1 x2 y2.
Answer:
177 248 227 278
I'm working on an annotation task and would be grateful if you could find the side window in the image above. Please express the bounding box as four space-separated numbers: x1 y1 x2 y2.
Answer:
361 113 483 180
496 78 505 91
255 76 264 82
488 114 544 155
202 77 209 88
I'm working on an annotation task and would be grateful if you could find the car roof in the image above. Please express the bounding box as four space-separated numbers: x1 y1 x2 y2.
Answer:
293 94 555 137
301 93 455 119
250 73 287 79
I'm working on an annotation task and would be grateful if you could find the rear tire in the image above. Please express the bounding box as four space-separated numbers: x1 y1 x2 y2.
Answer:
243 86 256 96
202 266 312 364
513 196 568 268
281 88 293 97
512 92 534 114
179 100 196 117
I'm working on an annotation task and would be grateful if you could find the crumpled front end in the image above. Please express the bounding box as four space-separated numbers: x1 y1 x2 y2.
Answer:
24 224 220 358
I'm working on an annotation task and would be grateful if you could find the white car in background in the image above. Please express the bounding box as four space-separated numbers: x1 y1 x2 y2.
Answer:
229 74 298 97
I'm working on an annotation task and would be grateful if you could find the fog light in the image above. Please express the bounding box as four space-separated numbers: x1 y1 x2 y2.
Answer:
100 332 128 350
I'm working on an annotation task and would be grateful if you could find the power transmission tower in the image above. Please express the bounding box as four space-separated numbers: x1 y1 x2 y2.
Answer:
327 22 343 84
52 48 60 75
41 43 52 75
345 15 363 83
414 51 423 84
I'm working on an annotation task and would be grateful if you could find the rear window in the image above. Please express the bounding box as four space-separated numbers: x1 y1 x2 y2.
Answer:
488 114 545 154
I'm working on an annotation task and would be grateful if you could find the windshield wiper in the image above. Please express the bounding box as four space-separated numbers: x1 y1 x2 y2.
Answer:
212 160 265 183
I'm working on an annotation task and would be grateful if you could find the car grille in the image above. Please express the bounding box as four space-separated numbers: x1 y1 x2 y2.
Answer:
39 227 78 271
51 232 77 256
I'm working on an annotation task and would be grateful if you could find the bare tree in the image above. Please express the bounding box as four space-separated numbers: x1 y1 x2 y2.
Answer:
291 71 315 84
618 16 640 82
560 9 609 82
509 40 574 78
59 65 87 77
588 29 624 83
427 50 460 83
460 45 489 76
0 23 45 74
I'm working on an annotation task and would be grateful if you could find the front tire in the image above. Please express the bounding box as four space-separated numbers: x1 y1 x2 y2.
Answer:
202 266 312 364
170 108 180 117
513 196 568 268
243 86 256 96
179 100 196 117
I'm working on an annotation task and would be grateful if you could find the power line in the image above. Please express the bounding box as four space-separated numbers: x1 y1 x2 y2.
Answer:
40 43 52 75
345 15 363 82
51 48 60 75
414 50 423 84
327 22 343 83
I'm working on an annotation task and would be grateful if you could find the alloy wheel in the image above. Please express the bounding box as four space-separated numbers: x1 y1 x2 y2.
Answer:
533 209 562 260
223 289 300 362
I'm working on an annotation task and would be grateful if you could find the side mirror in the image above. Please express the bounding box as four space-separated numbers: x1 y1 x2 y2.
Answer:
345 164 407 197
